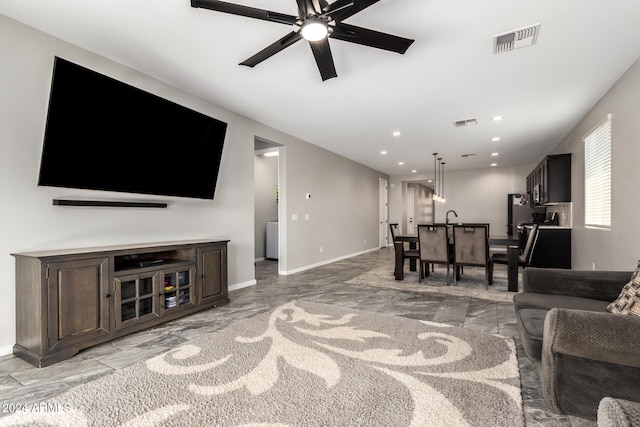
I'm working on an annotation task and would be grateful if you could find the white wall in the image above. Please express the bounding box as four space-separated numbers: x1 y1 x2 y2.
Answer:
0 14 388 356
552 58 640 271
281 141 387 273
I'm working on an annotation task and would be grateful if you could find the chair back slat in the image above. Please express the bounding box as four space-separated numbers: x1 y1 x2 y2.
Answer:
389 223 399 241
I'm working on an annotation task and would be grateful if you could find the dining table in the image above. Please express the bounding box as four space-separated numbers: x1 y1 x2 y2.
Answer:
393 233 519 291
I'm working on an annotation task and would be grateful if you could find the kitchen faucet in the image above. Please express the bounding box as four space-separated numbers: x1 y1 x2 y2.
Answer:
446 210 458 225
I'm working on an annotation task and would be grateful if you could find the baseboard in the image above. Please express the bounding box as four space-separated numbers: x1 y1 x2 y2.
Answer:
229 279 257 292
255 257 266 263
0 345 13 358
279 247 381 275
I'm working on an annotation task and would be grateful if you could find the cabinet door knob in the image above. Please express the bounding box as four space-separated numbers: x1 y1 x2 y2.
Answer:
104 294 111 298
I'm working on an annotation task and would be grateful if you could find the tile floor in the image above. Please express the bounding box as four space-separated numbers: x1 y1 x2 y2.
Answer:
0 248 595 426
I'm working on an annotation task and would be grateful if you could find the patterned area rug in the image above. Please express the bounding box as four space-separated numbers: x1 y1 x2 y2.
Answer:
347 264 519 303
0 301 524 426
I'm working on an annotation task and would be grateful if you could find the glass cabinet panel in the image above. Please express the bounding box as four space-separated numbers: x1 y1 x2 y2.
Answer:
114 272 160 329
162 267 194 311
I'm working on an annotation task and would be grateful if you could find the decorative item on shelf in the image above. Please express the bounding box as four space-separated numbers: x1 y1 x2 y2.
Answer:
165 296 177 308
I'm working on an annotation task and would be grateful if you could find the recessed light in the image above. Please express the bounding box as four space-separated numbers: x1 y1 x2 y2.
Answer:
491 163 498 167
393 131 401 136
492 116 504 121
411 170 417 173
492 137 501 141
398 161 404 165
380 150 388 155
491 152 499 156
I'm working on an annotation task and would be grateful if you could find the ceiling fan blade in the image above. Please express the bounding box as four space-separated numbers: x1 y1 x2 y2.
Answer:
325 0 379 21
191 0 298 25
309 39 337 81
331 23 414 54
295 0 316 17
239 32 303 68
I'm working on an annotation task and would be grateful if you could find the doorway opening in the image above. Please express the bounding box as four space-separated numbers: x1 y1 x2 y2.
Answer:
254 137 283 279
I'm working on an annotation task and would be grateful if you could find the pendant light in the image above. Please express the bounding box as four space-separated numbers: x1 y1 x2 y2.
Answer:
437 157 443 203
432 153 440 201
441 161 446 203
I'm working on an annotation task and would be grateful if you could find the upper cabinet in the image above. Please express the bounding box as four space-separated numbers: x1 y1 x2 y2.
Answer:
526 153 571 205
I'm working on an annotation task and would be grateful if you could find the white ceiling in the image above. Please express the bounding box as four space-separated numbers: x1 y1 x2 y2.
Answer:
3 0 640 176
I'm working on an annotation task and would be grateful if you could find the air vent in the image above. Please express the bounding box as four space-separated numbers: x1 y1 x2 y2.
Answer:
454 118 478 127
493 23 540 54
461 153 476 158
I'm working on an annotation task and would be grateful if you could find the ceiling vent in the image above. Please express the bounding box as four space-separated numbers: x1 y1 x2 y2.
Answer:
493 23 541 54
454 118 478 127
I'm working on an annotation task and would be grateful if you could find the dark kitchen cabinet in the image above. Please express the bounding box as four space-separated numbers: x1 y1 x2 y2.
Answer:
527 153 571 205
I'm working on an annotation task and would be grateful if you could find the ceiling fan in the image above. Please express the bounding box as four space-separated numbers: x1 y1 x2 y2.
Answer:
190 0 415 81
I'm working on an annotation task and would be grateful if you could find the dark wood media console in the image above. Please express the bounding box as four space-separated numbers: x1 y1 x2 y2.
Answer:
12 239 229 367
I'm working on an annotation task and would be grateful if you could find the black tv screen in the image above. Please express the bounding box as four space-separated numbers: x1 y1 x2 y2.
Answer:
38 57 227 200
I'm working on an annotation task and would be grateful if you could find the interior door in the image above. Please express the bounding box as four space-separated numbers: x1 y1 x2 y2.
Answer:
379 178 388 247
406 186 415 234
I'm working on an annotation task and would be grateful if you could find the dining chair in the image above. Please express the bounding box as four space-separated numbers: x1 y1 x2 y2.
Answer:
452 224 490 287
389 223 420 277
417 224 452 285
488 223 539 285
458 223 490 277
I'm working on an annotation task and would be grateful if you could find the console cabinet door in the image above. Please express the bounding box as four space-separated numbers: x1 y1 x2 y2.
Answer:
47 257 110 351
114 271 161 330
198 244 228 305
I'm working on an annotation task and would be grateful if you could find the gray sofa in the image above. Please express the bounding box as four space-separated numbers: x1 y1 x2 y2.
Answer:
513 267 640 421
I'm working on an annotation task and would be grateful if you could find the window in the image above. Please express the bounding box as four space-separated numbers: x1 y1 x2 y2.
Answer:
584 114 611 228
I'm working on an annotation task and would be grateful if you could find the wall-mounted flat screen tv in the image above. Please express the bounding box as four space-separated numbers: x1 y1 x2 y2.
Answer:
38 57 227 200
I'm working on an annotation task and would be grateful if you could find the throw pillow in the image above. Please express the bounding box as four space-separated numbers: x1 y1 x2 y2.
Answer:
608 260 640 316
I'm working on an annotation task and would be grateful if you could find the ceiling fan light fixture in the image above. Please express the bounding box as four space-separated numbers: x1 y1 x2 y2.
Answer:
301 21 328 41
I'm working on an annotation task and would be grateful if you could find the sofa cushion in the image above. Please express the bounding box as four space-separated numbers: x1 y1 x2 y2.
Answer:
516 308 547 361
514 292 611 313
608 261 640 316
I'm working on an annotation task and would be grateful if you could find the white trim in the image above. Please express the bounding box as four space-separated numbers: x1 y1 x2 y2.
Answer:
229 279 257 292
279 247 381 275
254 257 266 263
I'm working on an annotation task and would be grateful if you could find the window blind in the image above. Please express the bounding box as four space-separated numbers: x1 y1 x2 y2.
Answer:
584 115 611 228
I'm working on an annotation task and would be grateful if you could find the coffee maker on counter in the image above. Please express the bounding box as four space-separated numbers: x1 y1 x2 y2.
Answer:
544 212 559 225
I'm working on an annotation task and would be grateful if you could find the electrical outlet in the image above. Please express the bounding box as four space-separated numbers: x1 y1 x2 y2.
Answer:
592 262 596 271
364 239 367 245
319 246 323 253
